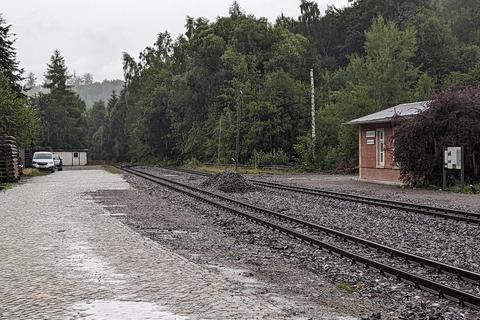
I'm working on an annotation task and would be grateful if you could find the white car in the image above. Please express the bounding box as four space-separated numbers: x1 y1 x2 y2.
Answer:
32 152 55 173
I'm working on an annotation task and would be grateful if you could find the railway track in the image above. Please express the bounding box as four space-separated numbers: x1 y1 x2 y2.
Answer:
160 166 480 225
119 165 480 309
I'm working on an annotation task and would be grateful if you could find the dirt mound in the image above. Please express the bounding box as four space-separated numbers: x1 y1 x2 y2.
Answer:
201 172 257 193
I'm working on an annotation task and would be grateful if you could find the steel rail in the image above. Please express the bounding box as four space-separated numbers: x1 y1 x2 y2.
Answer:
130 166 480 283
120 166 480 309
161 166 480 224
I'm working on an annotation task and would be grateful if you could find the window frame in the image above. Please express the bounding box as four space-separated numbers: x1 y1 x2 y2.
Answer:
376 128 385 168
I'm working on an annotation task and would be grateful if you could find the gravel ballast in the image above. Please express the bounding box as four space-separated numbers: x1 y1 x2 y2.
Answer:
97 166 480 319
144 166 480 274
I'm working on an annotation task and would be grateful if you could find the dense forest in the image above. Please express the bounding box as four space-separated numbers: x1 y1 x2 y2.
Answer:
1 0 480 172
28 76 124 109
86 0 480 168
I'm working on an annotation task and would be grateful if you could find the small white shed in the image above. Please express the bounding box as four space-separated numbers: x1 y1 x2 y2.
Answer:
53 150 88 166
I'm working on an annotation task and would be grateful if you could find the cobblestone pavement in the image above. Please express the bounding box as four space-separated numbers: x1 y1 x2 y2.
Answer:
0 170 302 319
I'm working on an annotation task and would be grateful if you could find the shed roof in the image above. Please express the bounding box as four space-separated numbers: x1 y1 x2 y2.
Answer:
52 149 88 153
347 101 431 125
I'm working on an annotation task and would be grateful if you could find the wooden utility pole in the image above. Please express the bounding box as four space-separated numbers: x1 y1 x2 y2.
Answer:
310 68 316 160
235 89 242 171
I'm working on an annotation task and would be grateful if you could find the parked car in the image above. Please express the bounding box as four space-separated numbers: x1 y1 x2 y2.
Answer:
53 154 63 171
32 152 55 173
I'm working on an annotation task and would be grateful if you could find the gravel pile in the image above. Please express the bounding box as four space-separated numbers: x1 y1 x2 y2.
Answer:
201 172 257 193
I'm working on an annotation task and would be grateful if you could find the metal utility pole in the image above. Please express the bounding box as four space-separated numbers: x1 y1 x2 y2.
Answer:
217 117 222 164
310 68 316 160
443 147 447 191
235 89 242 171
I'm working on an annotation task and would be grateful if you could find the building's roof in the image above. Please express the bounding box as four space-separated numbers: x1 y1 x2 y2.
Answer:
347 101 431 125
52 149 88 152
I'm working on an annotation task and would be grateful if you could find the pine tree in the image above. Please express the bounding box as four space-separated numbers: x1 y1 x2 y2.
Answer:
107 90 118 115
43 49 69 91
0 14 23 94
33 50 88 149
229 1 244 17
24 72 36 90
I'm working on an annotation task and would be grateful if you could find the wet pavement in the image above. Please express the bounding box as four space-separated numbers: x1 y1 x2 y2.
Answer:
0 169 290 319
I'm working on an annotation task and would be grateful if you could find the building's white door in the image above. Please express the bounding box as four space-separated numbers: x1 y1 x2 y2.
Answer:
73 152 80 165
376 128 385 168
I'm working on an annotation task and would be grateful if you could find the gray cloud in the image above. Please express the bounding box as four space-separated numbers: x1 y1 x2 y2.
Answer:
2 0 350 81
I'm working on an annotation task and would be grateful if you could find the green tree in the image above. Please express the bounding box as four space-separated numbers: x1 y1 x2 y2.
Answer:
33 50 88 149
411 9 459 84
245 71 308 155
344 16 419 113
88 101 106 132
0 72 37 146
440 0 480 45
104 89 129 161
318 16 424 167
44 50 70 91
0 14 23 95
86 100 106 159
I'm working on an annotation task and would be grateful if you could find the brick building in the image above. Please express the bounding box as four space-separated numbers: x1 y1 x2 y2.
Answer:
347 101 430 184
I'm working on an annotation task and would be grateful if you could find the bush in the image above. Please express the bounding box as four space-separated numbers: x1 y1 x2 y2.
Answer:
184 157 201 168
320 147 342 170
293 136 315 170
394 86 480 186
251 149 290 167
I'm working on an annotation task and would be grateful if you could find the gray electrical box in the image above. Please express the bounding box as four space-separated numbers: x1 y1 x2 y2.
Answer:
444 147 462 169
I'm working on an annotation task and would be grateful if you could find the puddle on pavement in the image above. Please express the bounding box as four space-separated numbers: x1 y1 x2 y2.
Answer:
67 242 126 285
206 265 258 284
99 213 127 217
71 300 188 320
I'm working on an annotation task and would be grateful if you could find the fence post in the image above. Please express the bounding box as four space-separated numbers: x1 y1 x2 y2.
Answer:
443 146 447 191
461 146 465 192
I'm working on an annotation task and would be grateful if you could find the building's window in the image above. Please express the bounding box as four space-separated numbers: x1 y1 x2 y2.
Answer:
376 128 385 167
74 152 79 158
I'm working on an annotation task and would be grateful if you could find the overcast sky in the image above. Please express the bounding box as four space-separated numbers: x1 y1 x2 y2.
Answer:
2 0 350 82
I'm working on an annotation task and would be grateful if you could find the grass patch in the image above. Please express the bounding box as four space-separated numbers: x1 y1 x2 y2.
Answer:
0 183 12 191
103 165 121 174
185 164 299 176
25 169 51 177
335 281 355 294
402 182 480 194
448 182 480 194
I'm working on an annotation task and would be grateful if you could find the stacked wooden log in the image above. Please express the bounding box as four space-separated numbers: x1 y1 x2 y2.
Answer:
0 135 20 183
